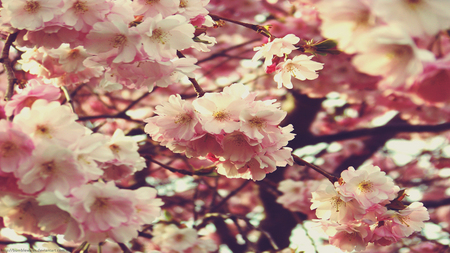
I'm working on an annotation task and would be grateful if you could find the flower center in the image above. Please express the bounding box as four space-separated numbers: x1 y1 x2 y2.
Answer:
179 0 188 7
73 0 89 13
111 34 127 48
40 161 56 178
150 28 169 44
0 141 17 157
249 117 265 129
175 113 192 125
213 110 230 122
145 0 160 5
93 197 110 210
24 1 40 13
36 125 52 138
358 180 374 193
331 196 344 212
109 144 120 154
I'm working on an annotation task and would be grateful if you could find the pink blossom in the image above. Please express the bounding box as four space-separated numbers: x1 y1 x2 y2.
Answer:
132 0 179 18
131 187 163 224
338 165 400 209
60 0 113 32
373 0 450 37
239 100 286 140
0 120 35 174
4 79 61 117
316 0 376 54
69 181 135 232
328 223 371 252
252 34 300 68
352 25 435 87
12 99 86 146
311 180 366 222
391 202 430 237
145 95 201 141
1 0 64 30
85 16 142 63
139 14 196 61
177 0 210 19
193 92 243 134
277 179 323 215
16 143 86 195
274 54 324 89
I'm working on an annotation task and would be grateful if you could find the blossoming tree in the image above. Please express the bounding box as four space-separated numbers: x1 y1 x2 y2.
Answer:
0 0 449 252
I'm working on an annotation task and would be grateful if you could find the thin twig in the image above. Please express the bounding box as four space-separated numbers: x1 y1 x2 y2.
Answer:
177 51 205 97
209 14 273 39
2 32 19 101
210 180 250 212
117 243 132 253
61 86 74 112
292 154 339 184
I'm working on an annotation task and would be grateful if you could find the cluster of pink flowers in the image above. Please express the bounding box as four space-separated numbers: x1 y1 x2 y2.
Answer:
310 165 429 252
149 223 217 253
0 90 163 243
1 0 214 91
144 83 294 181
252 34 324 89
276 179 324 218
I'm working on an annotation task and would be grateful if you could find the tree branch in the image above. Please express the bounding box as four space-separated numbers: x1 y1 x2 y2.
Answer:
2 32 19 101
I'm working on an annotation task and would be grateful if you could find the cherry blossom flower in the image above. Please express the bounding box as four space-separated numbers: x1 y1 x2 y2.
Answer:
13 99 86 146
69 181 135 232
239 100 286 141
391 202 430 237
16 143 86 195
328 222 371 252
274 54 324 89
145 94 201 141
152 223 198 252
338 165 400 209
0 120 35 174
4 79 61 117
139 14 196 61
316 0 377 53
1 0 64 30
352 25 435 87
69 133 114 180
85 16 141 63
311 180 366 223
193 92 243 134
373 0 450 37
277 179 323 216
132 0 179 18
177 0 210 19
60 0 113 32
252 34 300 68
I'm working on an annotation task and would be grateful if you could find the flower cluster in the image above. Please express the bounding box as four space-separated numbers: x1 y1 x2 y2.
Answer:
276 179 324 218
144 83 294 181
149 223 217 253
310 165 429 252
2 0 214 91
0 96 162 243
252 34 324 89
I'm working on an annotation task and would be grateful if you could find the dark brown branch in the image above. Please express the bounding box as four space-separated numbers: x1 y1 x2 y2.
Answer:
197 38 260 64
2 32 19 101
293 154 339 183
302 121 450 146
210 180 250 212
209 14 273 39
177 51 205 97
117 243 132 253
